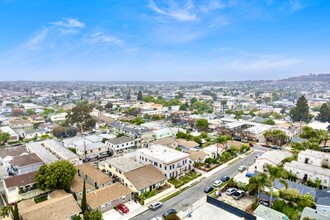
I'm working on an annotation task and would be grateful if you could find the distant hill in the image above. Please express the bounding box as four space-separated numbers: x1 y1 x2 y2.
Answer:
280 73 330 82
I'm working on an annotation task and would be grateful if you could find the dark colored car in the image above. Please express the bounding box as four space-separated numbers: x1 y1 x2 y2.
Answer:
233 190 245 200
221 176 230 182
117 204 129 213
163 209 177 218
204 186 214 193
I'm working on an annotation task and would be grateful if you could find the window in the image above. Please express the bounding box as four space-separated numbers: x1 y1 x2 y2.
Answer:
165 166 167 170
106 202 111 207
121 196 126 200
324 179 327 184
160 164 162 168
154 162 158 166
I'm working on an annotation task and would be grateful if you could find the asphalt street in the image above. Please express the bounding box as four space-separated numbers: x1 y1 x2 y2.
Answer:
131 147 267 220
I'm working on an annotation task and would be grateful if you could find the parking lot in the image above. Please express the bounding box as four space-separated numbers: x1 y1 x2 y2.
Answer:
217 192 255 211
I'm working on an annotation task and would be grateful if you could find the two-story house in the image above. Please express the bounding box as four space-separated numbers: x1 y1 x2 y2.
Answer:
136 144 191 178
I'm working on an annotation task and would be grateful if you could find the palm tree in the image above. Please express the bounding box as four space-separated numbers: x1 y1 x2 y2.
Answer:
266 164 288 207
247 173 268 201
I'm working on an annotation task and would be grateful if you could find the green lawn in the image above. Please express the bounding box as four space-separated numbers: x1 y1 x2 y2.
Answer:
168 172 201 188
34 195 47 203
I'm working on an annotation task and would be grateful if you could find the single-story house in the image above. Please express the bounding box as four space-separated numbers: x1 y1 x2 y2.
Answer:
86 182 133 212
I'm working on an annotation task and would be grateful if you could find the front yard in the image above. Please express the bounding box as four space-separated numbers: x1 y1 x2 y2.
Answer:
168 171 201 188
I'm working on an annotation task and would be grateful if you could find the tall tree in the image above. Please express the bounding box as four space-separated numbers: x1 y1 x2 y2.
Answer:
317 103 330 122
266 164 288 207
0 132 10 145
289 96 311 122
36 160 77 190
81 179 87 213
221 100 227 114
12 202 19 220
127 89 131 100
263 129 289 146
246 173 268 200
137 91 143 101
66 105 96 133
195 119 209 132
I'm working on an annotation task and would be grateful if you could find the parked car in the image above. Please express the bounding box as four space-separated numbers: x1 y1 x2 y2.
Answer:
213 180 222 187
150 217 162 220
245 172 254 177
226 187 238 196
259 199 269 206
163 209 177 218
117 204 129 213
233 190 245 200
221 176 230 182
249 143 254 147
238 166 246 172
261 143 271 148
204 186 214 193
149 201 163 210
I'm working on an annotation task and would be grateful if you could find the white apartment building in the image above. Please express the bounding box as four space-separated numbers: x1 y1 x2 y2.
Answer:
136 144 191 178
106 136 135 156
284 161 330 187
298 149 330 167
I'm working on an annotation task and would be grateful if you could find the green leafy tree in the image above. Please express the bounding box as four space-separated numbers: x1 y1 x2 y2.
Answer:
195 119 209 132
81 179 87 213
88 209 103 220
0 132 10 145
297 193 315 211
289 96 311 122
0 205 10 218
25 109 36 116
316 103 330 122
263 129 289 146
262 118 275 125
84 210 89 220
66 105 96 133
105 102 113 110
164 214 180 220
190 97 198 105
36 160 76 190
137 91 143 101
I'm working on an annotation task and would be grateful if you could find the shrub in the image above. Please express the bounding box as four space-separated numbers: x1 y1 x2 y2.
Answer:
279 188 301 202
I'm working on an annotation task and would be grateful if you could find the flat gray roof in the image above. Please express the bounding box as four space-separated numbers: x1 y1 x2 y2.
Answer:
43 140 78 160
26 142 58 164
104 156 143 173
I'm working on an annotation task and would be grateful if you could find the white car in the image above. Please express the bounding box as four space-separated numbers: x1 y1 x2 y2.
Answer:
149 201 163 210
150 217 162 220
213 180 222 187
238 166 246 172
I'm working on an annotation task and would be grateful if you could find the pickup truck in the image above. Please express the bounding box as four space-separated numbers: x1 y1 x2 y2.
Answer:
233 190 245 200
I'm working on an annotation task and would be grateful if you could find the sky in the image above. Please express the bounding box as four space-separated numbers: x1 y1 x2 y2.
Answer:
0 0 330 81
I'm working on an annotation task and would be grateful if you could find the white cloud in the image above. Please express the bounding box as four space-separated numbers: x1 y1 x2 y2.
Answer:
149 0 199 22
51 18 85 28
200 0 226 13
289 0 304 12
87 32 123 45
226 54 303 71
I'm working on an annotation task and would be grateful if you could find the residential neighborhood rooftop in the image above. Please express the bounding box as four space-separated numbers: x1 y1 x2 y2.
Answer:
104 156 144 173
86 183 132 209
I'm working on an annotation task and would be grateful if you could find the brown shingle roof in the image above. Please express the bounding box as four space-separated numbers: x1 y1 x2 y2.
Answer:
70 175 94 193
188 151 208 161
12 153 43 167
86 183 132 209
152 137 176 146
4 171 37 188
76 163 113 185
20 193 81 220
0 146 28 158
124 164 166 191
176 139 199 148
